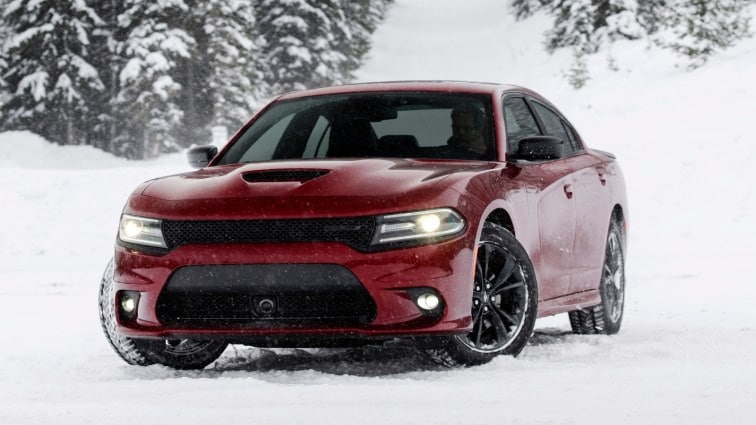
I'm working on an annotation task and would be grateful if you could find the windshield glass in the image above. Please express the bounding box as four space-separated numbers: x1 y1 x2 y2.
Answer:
216 92 496 164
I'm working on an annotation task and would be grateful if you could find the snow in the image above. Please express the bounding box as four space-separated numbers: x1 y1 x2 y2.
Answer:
2 0 756 424
16 70 48 101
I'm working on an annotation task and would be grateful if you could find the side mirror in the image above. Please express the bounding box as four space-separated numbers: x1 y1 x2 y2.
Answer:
187 145 218 168
514 136 563 161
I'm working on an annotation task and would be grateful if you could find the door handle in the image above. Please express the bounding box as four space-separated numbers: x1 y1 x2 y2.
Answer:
563 184 574 199
598 173 607 185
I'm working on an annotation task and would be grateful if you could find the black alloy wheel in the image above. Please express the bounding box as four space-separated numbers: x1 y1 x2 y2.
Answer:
463 236 531 351
426 222 538 366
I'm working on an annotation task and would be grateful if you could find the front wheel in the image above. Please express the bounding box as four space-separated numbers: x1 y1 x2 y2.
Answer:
569 218 626 335
426 222 538 366
98 259 228 370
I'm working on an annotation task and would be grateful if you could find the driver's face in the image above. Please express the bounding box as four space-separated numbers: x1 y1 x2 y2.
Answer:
451 114 480 144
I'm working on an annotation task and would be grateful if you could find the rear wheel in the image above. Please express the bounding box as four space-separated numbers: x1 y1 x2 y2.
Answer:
426 222 538 366
569 219 626 335
98 259 228 369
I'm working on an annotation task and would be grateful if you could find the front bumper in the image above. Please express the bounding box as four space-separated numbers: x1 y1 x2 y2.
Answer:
113 235 476 341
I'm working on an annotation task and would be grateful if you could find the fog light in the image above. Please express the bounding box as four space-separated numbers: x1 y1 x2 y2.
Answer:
121 296 136 313
118 291 140 321
416 293 440 311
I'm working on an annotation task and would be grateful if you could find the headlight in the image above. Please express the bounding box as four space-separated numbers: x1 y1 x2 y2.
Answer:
118 214 167 248
372 208 466 246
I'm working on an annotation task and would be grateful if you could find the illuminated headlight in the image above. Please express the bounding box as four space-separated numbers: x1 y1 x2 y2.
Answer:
372 208 466 246
118 214 167 248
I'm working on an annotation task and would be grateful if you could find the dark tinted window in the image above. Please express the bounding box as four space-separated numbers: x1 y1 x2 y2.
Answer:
217 93 496 164
532 102 568 140
531 101 580 155
503 97 541 153
563 121 581 151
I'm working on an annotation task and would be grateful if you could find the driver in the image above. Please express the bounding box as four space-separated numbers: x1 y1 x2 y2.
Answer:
448 104 488 158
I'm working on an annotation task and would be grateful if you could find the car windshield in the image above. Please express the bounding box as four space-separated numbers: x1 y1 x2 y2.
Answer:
216 92 496 164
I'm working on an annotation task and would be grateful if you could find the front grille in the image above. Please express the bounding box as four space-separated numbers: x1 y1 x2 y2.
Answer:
161 217 375 250
156 264 377 327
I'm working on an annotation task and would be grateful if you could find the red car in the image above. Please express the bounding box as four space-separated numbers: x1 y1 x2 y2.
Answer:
98 81 627 369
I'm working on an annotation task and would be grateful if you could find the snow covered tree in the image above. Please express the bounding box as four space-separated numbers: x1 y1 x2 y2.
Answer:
88 0 128 154
174 0 266 146
201 0 268 130
255 0 393 95
113 0 193 158
511 0 752 85
0 0 393 157
0 4 9 121
0 0 104 145
339 0 392 82
654 0 751 68
544 0 644 54
564 48 590 88
511 0 554 19
255 0 352 93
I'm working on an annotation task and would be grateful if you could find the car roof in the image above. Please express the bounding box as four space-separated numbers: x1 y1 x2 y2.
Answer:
275 81 537 100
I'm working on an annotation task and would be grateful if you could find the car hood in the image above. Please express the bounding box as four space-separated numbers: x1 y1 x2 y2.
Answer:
130 159 496 219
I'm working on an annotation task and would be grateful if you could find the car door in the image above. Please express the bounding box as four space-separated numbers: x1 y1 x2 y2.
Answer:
503 96 575 301
529 100 609 294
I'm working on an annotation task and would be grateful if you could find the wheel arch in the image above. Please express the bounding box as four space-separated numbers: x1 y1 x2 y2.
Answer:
484 208 515 236
611 204 627 241
611 204 624 224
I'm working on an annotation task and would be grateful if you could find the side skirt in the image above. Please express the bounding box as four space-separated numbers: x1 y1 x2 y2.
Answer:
536 290 600 318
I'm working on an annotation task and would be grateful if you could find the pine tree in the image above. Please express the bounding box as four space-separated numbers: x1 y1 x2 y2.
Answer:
511 0 554 19
255 0 351 94
545 0 644 54
512 0 752 86
340 0 392 82
565 48 591 88
89 0 128 154
113 0 194 158
1 0 393 157
0 0 104 145
176 0 266 145
546 0 599 53
654 0 751 68
0 3 9 120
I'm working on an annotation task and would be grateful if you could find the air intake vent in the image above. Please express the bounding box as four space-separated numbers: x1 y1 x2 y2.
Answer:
242 170 329 183
156 264 377 327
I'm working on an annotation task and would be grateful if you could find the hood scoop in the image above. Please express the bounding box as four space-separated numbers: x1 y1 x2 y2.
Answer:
242 169 330 183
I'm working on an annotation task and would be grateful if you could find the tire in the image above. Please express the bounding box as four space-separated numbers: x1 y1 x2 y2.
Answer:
98 259 228 369
426 222 538 367
569 218 626 335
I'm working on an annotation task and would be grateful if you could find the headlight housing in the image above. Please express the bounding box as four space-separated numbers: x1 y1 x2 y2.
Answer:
118 214 167 249
371 208 466 247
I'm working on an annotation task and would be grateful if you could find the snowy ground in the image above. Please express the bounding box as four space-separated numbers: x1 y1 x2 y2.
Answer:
2 1 756 424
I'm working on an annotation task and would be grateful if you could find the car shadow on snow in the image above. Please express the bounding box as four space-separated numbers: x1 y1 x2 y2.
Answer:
527 327 576 346
209 340 443 376
205 327 577 376
126 327 580 379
